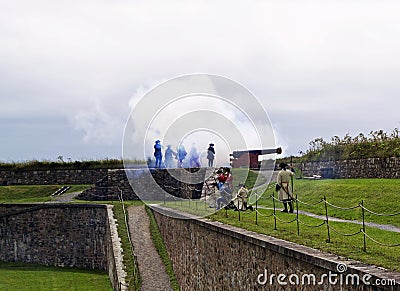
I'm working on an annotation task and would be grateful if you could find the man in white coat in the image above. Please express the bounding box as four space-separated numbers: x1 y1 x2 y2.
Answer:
277 162 295 213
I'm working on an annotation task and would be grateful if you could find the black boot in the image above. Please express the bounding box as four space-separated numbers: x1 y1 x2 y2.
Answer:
289 201 294 213
281 202 288 213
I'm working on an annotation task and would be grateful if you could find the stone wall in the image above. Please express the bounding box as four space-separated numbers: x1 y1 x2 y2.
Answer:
151 206 400 290
0 203 126 290
78 168 206 201
0 169 108 186
298 157 400 179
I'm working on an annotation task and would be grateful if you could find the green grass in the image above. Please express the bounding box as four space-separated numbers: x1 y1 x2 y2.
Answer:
0 185 91 203
0 185 59 203
160 178 400 272
257 178 400 226
208 208 400 271
0 262 112 291
145 206 180 291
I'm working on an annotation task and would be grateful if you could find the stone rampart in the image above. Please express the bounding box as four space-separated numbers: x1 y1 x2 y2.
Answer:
78 168 205 201
0 169 108 186
298 157 400 179
151 206 400 290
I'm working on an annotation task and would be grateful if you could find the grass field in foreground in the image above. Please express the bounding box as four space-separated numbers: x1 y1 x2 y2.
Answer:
0 262 112 291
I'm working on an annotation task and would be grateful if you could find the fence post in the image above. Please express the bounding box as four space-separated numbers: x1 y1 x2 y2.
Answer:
238 199 241 221
361 200 366 252
273 192 277 230
324 195 330 243
295 194 300 235
204 188 207 210
255 194 258 225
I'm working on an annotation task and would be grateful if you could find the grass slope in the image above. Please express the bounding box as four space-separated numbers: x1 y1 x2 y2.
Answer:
0 185 91 203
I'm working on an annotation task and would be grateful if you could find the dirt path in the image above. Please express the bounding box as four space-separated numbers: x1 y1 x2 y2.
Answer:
128 206 173 291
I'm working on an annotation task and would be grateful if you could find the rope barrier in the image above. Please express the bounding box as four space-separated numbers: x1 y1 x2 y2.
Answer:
361 230 400 247
327 224 362 237
297 219 326 228
81 175 400 252
323 200 360 210
273 215 298 224
296 198 324 206
359 204 400 217
254 209 274 218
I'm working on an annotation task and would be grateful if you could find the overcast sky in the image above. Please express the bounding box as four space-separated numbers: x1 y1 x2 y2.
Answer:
1 0 399 163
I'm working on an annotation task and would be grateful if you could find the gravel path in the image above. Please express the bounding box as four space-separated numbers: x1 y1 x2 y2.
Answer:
52 191 81 203
128 206 173 291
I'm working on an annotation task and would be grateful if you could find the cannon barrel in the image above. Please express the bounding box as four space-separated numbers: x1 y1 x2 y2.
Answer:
229 147 282 169
231 147 282 158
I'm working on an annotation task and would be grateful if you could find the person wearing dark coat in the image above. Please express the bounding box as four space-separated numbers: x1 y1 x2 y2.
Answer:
154 140 163 168
207 143 215 167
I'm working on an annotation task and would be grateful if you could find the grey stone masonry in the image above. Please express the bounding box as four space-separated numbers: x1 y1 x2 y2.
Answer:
0 168 108 186
78 168 206 201
298 157 400 179
151 205 400 290
0 204 108 270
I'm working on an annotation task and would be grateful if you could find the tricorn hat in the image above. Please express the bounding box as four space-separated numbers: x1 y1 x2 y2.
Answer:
279 162 288 169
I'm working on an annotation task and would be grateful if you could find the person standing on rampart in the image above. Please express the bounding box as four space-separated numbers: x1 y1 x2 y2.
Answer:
207 143 215 167
277 162 295 213
176 144 187 168
154 140 163 168
164 145 176 168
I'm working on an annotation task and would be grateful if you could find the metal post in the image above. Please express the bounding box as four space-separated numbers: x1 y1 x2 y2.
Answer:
238 199 241 221
296 194 299 235
273 192 277 230
324 195 330 243
255 194 258 225
362 200 366 252
205 188 207 210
